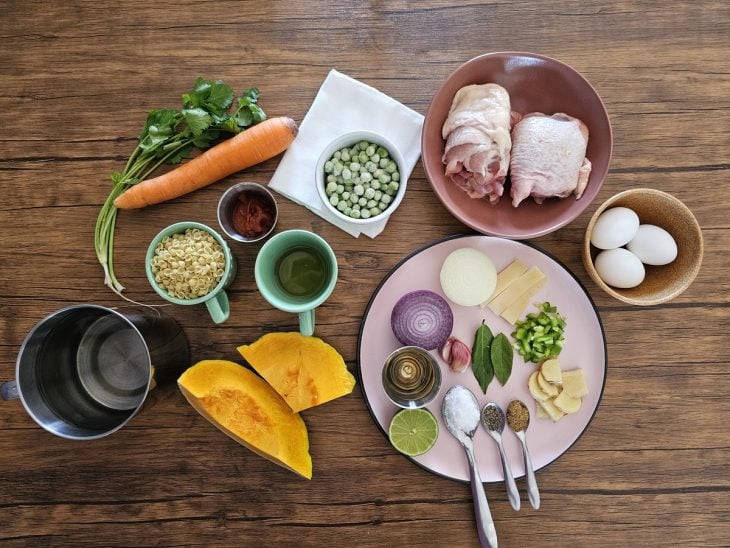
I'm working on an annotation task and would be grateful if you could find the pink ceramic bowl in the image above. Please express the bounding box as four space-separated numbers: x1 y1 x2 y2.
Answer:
422 52 613 239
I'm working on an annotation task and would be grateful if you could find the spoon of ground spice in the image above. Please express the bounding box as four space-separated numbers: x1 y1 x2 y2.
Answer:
506 400 540 510
481 403 520 511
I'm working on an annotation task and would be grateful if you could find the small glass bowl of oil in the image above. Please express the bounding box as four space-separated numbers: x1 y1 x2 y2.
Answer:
381 346 442 409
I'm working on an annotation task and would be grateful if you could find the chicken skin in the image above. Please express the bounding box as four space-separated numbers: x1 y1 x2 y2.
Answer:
509 113 592 207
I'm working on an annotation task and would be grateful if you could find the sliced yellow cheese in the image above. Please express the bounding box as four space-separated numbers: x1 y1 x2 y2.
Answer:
536 398 565 422
528 371 550 401
562 369 589 398
553 390 582 414
487 266 547 316
540 358 563 385
480 259 528 308
537 371 560 397
500 277 547 324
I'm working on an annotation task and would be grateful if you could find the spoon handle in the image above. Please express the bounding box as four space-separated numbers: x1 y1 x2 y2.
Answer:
496 439 521 511
518 433 540 509
465 443 499 548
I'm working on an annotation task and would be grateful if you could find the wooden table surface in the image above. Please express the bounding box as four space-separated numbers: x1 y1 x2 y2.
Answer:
1 1 728 546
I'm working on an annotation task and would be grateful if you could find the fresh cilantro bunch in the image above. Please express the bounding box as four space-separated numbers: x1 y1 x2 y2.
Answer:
95 78 266 296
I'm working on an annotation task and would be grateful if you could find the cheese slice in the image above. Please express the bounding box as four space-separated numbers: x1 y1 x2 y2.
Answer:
480 260 528 307
487 266 547 316
500 277 547 324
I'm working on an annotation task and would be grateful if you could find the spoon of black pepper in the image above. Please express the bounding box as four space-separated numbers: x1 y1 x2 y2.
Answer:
481 403 520 511
506 400 540 510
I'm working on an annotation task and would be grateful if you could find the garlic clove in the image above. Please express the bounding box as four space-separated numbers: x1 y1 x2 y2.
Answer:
439 336 471 373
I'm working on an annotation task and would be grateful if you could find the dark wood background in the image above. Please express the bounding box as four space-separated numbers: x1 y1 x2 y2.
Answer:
1 1 728 546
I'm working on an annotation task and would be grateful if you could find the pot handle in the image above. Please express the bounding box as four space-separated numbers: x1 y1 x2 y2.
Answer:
1 381 19 401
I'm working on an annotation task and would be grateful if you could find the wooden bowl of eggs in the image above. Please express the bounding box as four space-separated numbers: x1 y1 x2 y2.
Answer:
582 188 703 305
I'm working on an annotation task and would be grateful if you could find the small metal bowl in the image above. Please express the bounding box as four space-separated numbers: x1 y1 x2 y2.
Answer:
381 346 442 409
217 182 278 243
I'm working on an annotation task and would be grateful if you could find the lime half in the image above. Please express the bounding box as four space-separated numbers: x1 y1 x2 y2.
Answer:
388 408 439 456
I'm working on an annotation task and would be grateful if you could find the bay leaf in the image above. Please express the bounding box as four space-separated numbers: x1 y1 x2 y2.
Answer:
491 333 513 385
472 321 494 393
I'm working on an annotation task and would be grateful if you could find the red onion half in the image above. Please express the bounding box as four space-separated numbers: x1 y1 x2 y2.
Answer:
391 290 454 350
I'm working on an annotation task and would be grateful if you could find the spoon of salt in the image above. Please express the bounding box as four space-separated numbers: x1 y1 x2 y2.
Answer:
481 403 520 511
442 385 498 548
506 400 540 510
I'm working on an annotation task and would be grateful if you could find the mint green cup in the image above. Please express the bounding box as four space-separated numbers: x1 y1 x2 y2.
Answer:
146 222 236 324
255 230 338 336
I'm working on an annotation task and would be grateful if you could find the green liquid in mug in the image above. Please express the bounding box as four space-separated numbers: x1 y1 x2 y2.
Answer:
275 246 328 299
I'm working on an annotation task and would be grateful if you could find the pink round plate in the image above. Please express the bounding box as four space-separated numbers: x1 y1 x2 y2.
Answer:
422 52 613 239
357 235 607 483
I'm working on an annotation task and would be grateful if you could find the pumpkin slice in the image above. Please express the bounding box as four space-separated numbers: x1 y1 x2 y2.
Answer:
178 360 312 479
238 332 356 413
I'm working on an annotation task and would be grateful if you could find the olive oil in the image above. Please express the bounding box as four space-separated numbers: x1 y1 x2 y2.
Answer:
382 347 442 409
275 246 328 299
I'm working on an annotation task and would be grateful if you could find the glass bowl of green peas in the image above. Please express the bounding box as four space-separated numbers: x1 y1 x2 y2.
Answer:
316 131 407 224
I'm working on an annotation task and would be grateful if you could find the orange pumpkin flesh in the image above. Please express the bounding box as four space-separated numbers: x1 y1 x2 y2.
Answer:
178 359 312 479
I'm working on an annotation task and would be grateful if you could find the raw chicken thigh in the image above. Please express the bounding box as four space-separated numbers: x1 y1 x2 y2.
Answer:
441 84 513 203
509 113 592 207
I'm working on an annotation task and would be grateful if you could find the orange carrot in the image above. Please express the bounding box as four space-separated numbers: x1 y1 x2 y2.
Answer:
114 117 298 209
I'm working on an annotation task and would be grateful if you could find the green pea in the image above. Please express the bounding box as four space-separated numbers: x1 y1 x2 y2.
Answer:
358 151 368 164
364 187 375 199
381 194 393 204
337 200 347 211
324 160 334 173
365 161 377 173
333 163 343 176
358 197 367 207
333 151 341 160
370 207 380 216
336 184 344 193
329 195 339 206
326 181 337 194
358 140 369 151
371 153 380 164
341 150 350 162
366 145 376 156
360 209 371 219
336 176 344 185
388 181 399 192
374 190 382 201
326 174 337 184
385 189 395 197
352 204 361 212
378 173 391 184
344 207 352 216
354 185 365 196
379 158 388 168
371 180 380 190
367 199 377 208
391 172 400 182
385 161 397 174
377 147 389 158
349 162 361 173
360 172 372 183
342 168 352 181
379 201 389 210
341 191 351 201
350 209 361 219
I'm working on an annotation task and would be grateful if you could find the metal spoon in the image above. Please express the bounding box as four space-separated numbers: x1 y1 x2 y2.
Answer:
481 403 520 511
442 385 498 548
507 400 540 510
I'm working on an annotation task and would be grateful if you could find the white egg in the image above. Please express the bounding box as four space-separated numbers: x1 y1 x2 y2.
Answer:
594 248 646 289
590 207 640 250
627 224 678 266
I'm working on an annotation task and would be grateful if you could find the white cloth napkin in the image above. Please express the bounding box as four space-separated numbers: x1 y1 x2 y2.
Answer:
269 69 424 238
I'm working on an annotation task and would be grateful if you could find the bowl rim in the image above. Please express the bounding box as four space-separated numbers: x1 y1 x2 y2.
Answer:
422 50 614 239
315 130 408 225
582 188 703 305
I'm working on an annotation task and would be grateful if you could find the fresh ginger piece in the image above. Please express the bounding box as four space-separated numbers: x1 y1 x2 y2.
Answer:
540 358 563 385
562 369 589 398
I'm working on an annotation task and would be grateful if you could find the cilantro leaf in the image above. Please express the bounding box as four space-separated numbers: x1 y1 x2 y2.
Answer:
182 107 213 136
207 80 234 111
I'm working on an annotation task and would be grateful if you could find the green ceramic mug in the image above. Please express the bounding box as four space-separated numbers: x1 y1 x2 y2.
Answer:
255 229 338 336
145 222 236 324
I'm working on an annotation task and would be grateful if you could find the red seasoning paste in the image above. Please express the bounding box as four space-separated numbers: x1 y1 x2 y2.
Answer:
232 191 276 238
